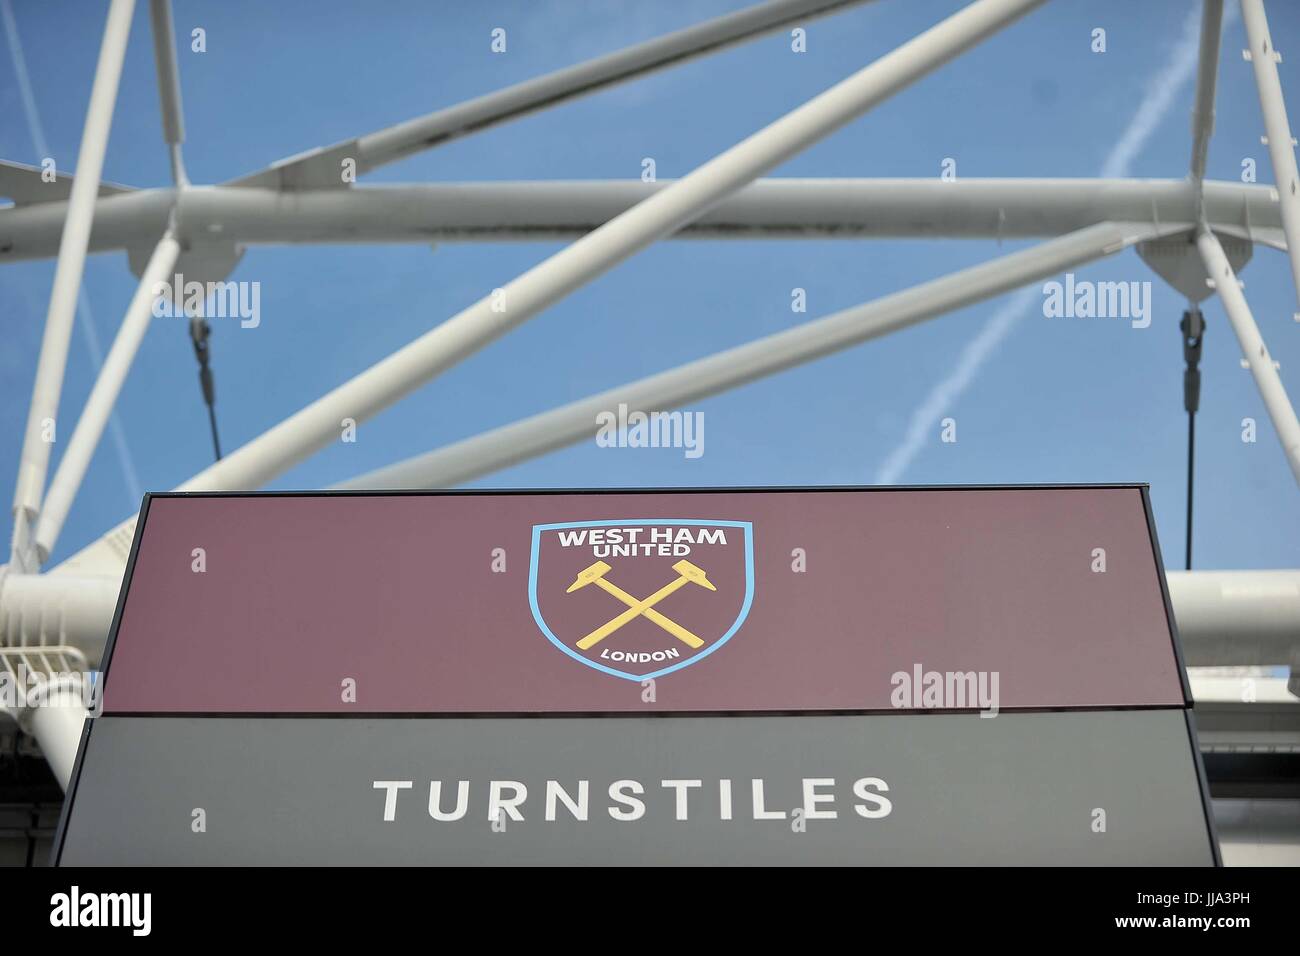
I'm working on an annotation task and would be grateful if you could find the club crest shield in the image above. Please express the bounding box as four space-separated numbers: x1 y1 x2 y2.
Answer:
529 519 753 680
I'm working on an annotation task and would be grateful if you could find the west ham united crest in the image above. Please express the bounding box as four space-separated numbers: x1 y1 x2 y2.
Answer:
529 519 754 680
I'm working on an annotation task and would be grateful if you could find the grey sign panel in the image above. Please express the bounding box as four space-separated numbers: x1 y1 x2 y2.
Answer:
59 710 1215 865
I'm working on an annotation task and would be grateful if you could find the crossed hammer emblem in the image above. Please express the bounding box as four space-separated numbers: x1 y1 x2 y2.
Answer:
566 559 715 651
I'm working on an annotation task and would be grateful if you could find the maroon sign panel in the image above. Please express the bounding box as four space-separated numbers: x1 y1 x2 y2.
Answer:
99 487 1188 714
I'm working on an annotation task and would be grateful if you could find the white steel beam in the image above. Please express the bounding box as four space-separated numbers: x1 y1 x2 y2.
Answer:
19 676 88 790
0 180 173 262
32 233 181 565
0 178 1283 260
0 571 120 665
147 0 188 185
9 0 136 573
1190 1 1224 189
340 221 1159 490
242 0 875 182
168 179 1279 247
161 0 1045 498
1197 227 1300 484
1240 0 1300 315
50 216 1139 580
1168 569 1300 666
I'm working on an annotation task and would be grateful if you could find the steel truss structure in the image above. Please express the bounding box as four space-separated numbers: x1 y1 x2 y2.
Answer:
1 0 1299 787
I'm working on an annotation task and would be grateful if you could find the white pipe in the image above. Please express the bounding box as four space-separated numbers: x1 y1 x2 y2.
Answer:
0 178 1286 260
1167 569 1300 665
20 675 89 791
161 178 1267 245
227 0 874 187
351 0 874 171
1240 0 1300 315
341 221 1154 490
1197 227 1300 484
33 233 181 565
0 571 122 666
10 0 135 544
47 220 1152 577
1190 0 1224 187
165 0 1044 498
147 0 188 184
0 185 175 263
148 0 184 146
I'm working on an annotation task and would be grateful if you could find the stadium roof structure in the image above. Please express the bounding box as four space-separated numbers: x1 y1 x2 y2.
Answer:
1 0 1298 786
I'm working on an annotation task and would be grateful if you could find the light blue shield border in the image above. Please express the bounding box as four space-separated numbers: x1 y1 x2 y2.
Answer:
529 519 755 681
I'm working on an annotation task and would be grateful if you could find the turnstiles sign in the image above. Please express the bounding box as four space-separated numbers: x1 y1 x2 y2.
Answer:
55 486 1218 865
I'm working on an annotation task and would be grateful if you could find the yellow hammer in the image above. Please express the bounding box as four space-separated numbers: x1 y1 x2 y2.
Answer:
591 576 704 649
576 560 714 650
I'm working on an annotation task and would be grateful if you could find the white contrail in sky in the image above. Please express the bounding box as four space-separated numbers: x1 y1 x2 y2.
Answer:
2 0 143 512
874 6 1212 485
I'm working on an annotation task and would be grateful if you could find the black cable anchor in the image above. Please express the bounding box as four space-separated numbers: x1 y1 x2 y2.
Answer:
189 314 223 461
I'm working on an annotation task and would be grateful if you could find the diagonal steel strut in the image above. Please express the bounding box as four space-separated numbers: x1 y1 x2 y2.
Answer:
9 0 136 573
1241 0 1300 317
231 0 878 185
338 221 1164 490
1197 227 1300 485
160 0 1046 499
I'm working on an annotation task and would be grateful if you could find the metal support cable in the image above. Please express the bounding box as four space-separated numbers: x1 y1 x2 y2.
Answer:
1180 306 1205 570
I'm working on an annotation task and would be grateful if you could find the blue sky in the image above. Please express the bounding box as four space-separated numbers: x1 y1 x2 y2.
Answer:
2 0 1298 570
